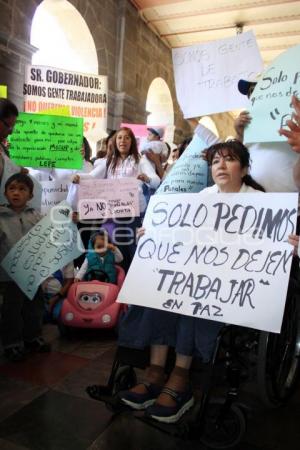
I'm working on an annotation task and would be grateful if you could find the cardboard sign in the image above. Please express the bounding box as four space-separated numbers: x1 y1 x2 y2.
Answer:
1 201 83 299
156 134 209 194
172 31 263 118
40 179 69 214
245 44 300 143
78 178 140 220
0 85 7 98
118 192 298 333
8 112 83 170
24 65 108 141
0 154 42 211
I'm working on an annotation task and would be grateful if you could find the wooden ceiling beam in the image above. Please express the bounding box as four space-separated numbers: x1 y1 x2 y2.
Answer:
142 0 300 23
160 15 300 38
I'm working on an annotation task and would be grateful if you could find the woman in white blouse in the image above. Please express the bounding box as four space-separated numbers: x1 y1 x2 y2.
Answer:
73 127 160 271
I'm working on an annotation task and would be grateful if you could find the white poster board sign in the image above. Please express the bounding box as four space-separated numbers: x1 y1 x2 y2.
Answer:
172 31 263 118
41 179 69 215
78 178 140 220
118 192 297 333
23 65 108 141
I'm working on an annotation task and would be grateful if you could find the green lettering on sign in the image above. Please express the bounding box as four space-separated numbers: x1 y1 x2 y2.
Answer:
8 112 83 169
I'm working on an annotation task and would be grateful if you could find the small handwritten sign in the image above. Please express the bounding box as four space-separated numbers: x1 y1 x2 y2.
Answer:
118 192 298 333
1 201 83 299
156 134 208 194
172 30 263 117
78 178 140 220
8 112 83 170
40 178 70 214
245 44 300 143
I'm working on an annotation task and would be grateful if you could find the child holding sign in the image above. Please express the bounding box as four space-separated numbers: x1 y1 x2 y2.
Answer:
0 173 51 361
118 141 265 424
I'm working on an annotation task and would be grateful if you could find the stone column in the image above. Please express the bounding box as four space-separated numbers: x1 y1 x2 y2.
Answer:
0 31 37 109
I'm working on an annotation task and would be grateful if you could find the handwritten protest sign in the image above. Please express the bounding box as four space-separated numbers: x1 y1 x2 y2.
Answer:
118 192 297 333
24 65 108 141
78 178 140 220
172 31 263 117
156 134 209 194
245 44 300 143
8 112 83 170
0 155 42 211
0 85 7 98
1 201 83 299
41 179 69 214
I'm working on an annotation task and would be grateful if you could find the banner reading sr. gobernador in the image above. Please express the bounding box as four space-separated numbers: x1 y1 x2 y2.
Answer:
23 65 108 142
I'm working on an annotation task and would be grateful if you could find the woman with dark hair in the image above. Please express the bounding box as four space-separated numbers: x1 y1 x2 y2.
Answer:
0 98 18 146
81 137 93 171
117 139 265 424
0 98 19 182
204 140 265 193
72 127 160 271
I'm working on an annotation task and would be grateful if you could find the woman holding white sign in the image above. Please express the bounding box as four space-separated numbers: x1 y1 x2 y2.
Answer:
72 127 160 272
118 140 265 424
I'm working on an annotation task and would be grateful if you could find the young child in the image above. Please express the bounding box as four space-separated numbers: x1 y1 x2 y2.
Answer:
0 173 51 362
42 262 74 322
75 230 123 284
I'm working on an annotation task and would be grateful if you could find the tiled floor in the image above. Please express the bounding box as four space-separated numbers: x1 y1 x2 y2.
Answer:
0 323 299 450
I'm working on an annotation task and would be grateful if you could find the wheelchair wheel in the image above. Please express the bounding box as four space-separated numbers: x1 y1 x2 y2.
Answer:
257 290 300 408
200 399 246 449
112 365 137 396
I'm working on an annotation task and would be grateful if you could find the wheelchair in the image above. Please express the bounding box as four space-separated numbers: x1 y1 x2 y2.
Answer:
86 272 300 449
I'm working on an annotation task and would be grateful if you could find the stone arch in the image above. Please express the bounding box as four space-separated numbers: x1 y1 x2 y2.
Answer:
146 77 174 143
199 116 219 137
31 0 98 73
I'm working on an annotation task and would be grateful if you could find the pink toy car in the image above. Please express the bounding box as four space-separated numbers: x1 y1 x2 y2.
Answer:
59 266 126 331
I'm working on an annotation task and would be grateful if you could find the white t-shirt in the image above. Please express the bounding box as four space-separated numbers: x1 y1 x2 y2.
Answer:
194 124 298 194
248 142 298 193
201 183 263 195
140 140 169 158
28 160 93 182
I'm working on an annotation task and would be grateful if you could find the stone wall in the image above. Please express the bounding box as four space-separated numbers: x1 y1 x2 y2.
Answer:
0 0 233 143
0 0 40 107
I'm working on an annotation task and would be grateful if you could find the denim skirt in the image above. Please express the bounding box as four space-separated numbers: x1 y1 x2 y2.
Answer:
118 306 223 363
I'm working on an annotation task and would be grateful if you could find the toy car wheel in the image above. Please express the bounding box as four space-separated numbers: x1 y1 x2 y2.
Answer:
112 366 137 396
200 399 246 449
